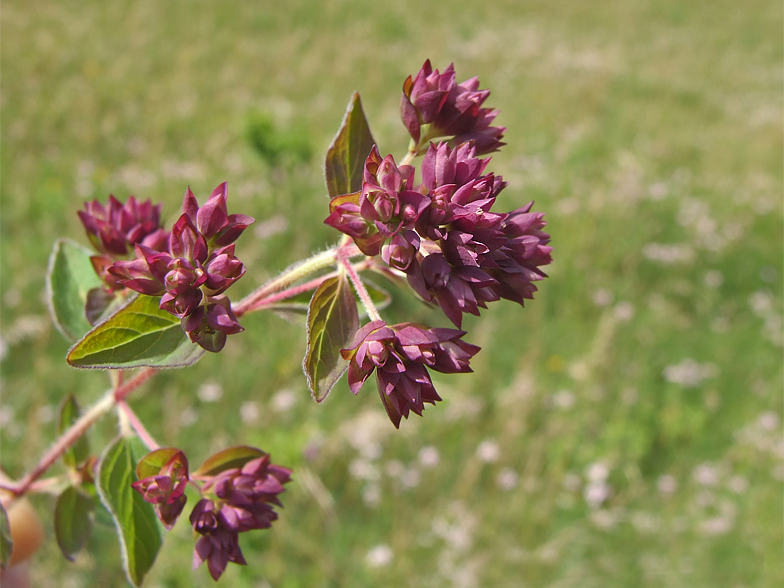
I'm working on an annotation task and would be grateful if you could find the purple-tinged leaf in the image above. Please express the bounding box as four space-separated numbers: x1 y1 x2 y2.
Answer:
303 273 360 402
96 436 162 587
194 446 267 478
85 287 122 326
54 486 94 561
57 395 90 468
135 448 186 481
325 93 376 198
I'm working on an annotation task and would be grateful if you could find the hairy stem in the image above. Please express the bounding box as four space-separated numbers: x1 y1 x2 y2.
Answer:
6 367 157 499
118 402 160 450
233 248 340 317
6 390 116 499
233 243 364 317
339 250 381 322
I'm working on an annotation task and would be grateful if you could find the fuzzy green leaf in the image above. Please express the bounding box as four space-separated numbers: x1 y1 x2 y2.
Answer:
194 446 267 478
303 273 360 402
67 295 204 369
0 503 12 569
47 238 104 341
57 395 90 468
54 486 94 561
96 436 162 587
325 92 376 198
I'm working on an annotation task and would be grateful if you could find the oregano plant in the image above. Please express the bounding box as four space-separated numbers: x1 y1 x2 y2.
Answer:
0 60 552 584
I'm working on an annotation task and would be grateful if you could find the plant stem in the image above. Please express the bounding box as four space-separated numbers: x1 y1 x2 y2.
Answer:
118 402 160 450
7 390 116 499
339 250 381 322
239 258 374 314
233 247 340 317
6 367 157 499
114 368 156 402
233 243 364 317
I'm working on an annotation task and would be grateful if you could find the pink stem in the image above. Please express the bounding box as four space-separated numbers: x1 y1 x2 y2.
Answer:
339 250 381 321
6 368 157 499
114 368 156 402
117 402 160 450
241 258 374 314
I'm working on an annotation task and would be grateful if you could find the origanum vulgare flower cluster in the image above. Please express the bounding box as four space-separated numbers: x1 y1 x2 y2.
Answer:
4 59 551 585
80 183 252 352
131 447 290 581
326 60 552 426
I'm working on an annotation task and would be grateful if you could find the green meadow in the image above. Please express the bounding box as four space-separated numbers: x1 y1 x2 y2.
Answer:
1 0 781 586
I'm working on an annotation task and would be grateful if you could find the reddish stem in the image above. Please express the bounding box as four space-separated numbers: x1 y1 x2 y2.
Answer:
117 402 160 450
5 367 157 499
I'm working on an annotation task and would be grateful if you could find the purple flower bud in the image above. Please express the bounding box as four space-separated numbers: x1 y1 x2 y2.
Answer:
202 245 247 295
400 60 455 143
400 61 505 154
190 499 247 581
131 450 189 530
324 201 384 256
381 230 420 271
181 296 243 352
169 214 209 264
190 450 291 579
183 183 255 247
160 287 203 318
341 320 480 427
78 194 167 257
406 253 498 328
108 245 171 296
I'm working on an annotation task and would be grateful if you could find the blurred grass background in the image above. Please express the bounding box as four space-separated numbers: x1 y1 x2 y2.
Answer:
1 0 782 586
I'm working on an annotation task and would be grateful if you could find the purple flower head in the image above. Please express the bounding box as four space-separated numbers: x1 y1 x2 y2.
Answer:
131 450 189 530
341 320 480 427
485 203 553 305
406 253 499 328
78 194 168 257
190 499 247 581
107 183 251 352
202 454 292 527
400 60 455 143
190 450 292 581
401 60 506 154
414 142 506 242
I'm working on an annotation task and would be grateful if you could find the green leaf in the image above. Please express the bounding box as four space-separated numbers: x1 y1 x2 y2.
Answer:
194 445 267 478
325 92 376 198
96 436 162 587
67 294 205 369
57 395 90 468
0 503 12 569
303 273 360 402
54 486 94 561
135 448 185 480
46 238 104 341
